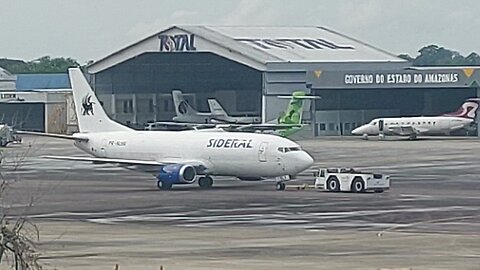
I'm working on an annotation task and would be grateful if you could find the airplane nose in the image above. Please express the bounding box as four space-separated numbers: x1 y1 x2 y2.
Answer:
298 151 314 171
351 126 362 135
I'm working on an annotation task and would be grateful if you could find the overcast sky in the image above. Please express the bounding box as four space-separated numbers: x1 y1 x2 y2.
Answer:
1 0 479 63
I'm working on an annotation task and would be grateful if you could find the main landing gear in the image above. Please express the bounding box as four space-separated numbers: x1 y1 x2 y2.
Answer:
276 182 286 191
198 176 213 189
157 180 173 190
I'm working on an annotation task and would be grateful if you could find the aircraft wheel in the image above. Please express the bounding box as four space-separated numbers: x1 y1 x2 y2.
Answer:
157 180 172 190
276 182 286 191
198 176 213 189
408 134 417 140
326 177 340 192
362 134 369 140
351 178 365 193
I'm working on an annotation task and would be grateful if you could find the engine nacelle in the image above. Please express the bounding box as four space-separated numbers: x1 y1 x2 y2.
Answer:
157 164 196 184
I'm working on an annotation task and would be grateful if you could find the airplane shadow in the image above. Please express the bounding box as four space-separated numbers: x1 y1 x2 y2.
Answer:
101 182 273 193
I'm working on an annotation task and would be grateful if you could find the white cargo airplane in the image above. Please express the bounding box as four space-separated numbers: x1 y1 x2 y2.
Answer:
351 98 480 140
22 68 314 190
172 90 260 124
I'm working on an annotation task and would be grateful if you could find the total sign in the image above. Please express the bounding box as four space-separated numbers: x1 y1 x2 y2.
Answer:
159 33 197 52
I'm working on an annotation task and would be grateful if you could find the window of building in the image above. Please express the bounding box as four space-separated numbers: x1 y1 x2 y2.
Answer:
123 99 133 113
137 99 154 113
115 99 133 114
328 123 335 131
163 99 170 112
149 99 154 113
319 123 326 131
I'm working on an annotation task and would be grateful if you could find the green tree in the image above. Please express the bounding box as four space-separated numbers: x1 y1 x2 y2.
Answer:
401 45 480 66
0 56 80 74
0 59 29 74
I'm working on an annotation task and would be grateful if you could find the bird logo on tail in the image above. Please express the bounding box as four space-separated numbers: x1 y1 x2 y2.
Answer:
82 94 95 115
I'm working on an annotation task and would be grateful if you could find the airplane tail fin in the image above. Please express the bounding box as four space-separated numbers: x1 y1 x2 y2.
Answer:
207 99 228 116
69 68 132 133
443 98 480 119
172 90 199 116
277 91 321 125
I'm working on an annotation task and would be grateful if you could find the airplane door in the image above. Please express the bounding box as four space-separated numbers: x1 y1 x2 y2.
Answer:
258 142 268 162
379 120 384 132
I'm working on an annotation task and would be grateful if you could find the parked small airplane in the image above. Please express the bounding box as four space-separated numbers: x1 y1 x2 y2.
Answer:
230 91 320 137
152 90 318 137
172 90 260 124
20 68 314 190
351 98 480 140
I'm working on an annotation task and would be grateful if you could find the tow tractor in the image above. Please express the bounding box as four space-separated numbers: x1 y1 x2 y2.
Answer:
276 168 390 193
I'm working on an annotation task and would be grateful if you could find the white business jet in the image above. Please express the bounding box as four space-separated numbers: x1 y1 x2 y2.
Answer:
352 98 480 140
23 68 314 190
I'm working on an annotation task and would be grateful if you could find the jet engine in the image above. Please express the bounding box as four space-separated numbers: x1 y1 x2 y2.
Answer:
157 164 196 184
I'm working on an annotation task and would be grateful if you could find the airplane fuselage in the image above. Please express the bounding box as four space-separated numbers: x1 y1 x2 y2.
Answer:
73 130 313 178
352 116 473 136
173 114 260 124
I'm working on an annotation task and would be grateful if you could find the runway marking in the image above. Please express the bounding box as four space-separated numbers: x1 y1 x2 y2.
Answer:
377 213 480 237
25 204 480 235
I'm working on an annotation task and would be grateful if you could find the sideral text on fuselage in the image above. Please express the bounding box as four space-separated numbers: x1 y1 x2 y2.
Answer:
206 138 253 149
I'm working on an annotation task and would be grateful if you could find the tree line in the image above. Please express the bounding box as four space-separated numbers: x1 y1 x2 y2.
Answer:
0 56 79 74
0 44 479 74
399 45 480 66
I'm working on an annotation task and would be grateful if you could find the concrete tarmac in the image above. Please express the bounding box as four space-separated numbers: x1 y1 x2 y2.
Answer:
1 135 480 269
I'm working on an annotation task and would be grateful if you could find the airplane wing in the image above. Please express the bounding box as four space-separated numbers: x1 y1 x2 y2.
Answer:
387 125 423 136
42 155 209 174
43 155 164 165
16 130 89 141
145 122 217 131
232 123 303 131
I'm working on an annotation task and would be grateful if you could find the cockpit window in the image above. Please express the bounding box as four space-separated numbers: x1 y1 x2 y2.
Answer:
277 146 302 153
371 121 377 126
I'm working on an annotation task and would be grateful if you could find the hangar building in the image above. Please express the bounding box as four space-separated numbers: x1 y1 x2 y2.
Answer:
0 72 74 133
87 25 480 136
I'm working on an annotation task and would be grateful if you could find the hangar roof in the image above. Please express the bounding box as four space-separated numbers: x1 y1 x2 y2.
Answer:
88 25 406 73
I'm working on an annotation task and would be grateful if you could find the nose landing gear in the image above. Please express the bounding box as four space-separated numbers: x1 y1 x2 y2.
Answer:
198 176 213 189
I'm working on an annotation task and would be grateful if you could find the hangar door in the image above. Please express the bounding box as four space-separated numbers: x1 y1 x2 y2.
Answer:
0 103 45 132
93 52 263 125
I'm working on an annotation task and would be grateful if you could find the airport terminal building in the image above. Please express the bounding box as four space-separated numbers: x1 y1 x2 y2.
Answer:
87 25 480 136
